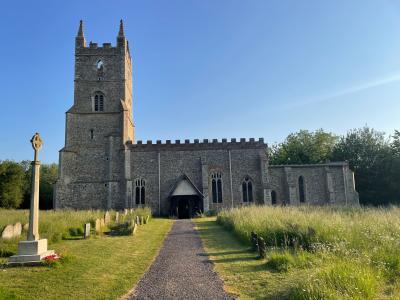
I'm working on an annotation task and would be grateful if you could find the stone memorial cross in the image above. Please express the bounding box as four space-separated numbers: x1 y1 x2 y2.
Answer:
28 133 43 241
9 133 54 264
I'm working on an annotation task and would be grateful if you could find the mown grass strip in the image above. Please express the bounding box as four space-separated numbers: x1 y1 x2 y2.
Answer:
0 218 173 300
195 217 307 299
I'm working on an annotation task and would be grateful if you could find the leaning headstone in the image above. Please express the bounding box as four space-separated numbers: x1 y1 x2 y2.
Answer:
84 223 90 239
95 219 101 233
131 223 137 235
140 216 144 225
115 212 119 223
13 223 22 237
258 237 266 259
251 232 258 252
144 215 150 224
104 211 110 224
136 216 140 225
1 225 14 239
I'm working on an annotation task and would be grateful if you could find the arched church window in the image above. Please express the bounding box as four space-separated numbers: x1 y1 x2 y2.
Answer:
271 190 277 205
211 172 222 203
94 92 104 112
242 176 253 203
135 179 146 205
299 176 306 203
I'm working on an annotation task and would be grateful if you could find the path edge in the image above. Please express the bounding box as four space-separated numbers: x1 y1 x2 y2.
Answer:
193 219 239 299
119 219 176 300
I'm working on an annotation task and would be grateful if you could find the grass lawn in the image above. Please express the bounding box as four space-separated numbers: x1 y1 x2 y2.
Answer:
0 218 173 300
195 217 305 299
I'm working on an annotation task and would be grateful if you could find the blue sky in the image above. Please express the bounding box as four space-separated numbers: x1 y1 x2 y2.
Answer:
1 0 400 163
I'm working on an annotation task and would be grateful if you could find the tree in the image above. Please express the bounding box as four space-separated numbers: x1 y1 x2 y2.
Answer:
269 129 338 165
0 160 26 208
331 126 393 206
22 163 58 209
39 163 58 209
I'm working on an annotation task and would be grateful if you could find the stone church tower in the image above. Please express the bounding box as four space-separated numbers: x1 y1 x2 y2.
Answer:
55 21 358 215
55 20 135 209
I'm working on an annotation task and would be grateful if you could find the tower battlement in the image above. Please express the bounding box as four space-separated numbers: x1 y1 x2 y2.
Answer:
127 137 267 151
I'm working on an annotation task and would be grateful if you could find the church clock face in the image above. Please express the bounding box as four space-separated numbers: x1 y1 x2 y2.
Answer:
96 60 104 70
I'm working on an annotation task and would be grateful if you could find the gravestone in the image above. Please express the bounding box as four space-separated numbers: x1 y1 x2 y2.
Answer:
124 209 128 215
1 225 14 239
23 223 29 231
95 219 101 233
100 218 105 228
251 232 258 251
145 215 150 224
115 212 119 223
84 223 90 239
130 209 133 213
13 223 22 237
258 237 266 259
104 212 110 224
140 216 144 225
136 216 140 225
132 223 137 235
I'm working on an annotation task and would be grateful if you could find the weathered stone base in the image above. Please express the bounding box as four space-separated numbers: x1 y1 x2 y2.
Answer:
8 239 54 265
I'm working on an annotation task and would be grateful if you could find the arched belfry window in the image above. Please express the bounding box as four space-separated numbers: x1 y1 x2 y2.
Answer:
242 176 253 203
135 179 145 205
211 172 223 203
94 92 104 112
298 176 306 203
271 190 277 205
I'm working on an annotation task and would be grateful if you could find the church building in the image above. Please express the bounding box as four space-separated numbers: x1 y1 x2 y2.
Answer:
54 21 359 217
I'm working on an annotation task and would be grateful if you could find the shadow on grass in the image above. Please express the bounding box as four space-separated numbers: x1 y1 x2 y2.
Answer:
197 249 251 256
62 236 85 240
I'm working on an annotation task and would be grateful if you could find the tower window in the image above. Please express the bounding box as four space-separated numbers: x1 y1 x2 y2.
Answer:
211 172 223 203
94 93 104 112
299 176 306 203
90 129 94 140
135 179 146 205
242 176 253 203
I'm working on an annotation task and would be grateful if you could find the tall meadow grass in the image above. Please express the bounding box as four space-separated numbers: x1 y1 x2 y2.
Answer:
217 205 400 299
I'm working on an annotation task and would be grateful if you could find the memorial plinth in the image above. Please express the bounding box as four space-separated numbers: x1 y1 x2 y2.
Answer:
9 133 54 265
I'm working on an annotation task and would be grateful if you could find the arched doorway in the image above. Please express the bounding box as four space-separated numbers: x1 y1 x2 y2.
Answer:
168 175 203 219
170 195 202 219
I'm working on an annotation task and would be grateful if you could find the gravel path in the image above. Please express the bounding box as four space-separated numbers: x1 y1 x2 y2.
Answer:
127 219 234 300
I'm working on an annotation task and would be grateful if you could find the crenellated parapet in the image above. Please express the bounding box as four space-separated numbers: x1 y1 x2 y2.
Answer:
127 138 267 151
75 20 131 59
